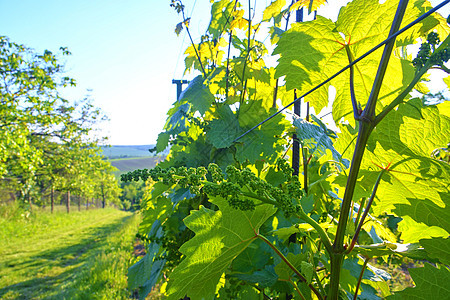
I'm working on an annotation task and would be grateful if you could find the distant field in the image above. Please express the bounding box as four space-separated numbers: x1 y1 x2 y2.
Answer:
110 156 163 174
101 145 155 159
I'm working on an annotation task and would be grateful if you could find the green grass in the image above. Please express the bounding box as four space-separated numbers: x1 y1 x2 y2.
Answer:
0 204 140 299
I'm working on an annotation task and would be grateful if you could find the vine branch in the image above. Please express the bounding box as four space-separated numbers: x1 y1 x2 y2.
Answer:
353 256 370 300
346 169 386 254
345 45 361 120
256 234 323 300
178 0 207 77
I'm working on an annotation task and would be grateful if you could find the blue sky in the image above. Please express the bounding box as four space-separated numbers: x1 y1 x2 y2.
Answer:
1 0 448 145
0 0 211 145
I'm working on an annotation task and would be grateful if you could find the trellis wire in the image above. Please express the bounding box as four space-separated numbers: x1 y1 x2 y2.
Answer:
232 0 450 143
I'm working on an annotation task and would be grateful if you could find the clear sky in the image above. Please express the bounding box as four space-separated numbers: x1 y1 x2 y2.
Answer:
1 1 448 145
0 0 212 145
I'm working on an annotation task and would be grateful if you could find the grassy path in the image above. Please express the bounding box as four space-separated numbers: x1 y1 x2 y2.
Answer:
0 208 140 299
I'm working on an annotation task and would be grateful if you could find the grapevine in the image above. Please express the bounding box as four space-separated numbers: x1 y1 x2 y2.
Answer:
412 31 450 70
127 1 450 299
122 159 304 214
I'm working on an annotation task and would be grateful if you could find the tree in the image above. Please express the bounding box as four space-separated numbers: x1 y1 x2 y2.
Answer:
119 180 145 211
126 0 450 299
0 36 120 211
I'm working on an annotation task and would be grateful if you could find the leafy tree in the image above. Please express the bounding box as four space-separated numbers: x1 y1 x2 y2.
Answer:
126 0 450 299
120 180 145 211
0 36 120 211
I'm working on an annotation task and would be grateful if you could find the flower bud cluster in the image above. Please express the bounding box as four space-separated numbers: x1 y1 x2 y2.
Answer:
413 32 450 70
121 159 305 215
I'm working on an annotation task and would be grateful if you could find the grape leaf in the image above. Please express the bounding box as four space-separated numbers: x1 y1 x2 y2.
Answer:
274 253 307 281
156 132 170 153
291 0 327 13
206 105 241 149
208 0 239 39
231 240 271 271
128 242 166 299
363 100 450 242
293 116 342 161
273 16 341 112
138 183 172 236
444 76 450 90
235 100 288 164
398 216 448 243
389 264 450 299
263 0 285 24
352 242 429 260
420 237 450 265
232 266 278 288
179 75 214 115
165 196 277 299
274 0 439 126
163 102 190 134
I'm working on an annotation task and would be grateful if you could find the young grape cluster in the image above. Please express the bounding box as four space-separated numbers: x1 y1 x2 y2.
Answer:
413 31 450 70
122 159 305 216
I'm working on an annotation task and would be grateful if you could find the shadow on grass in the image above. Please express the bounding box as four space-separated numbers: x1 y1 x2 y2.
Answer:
0 215 132 300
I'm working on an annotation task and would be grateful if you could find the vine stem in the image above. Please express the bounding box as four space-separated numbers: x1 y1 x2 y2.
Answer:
296 209 333 255
302 146 308 193
290 278 306 300
346 169 386 254
328 2 408 299
362 0 409 119
345 45 361 120
353 257 370 300
256 234 324 300
179 1 207 78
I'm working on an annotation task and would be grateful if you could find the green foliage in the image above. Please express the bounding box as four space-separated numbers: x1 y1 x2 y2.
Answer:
388 263 450 299
166 197 276 299
0 208 138 299
127 0 450 299
0 36 120 210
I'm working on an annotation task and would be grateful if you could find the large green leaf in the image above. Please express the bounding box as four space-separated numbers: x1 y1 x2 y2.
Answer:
128 242 166 300
165 197 277 299
364 101 450 242
206 105 242 149
235 100 287 164
421 237 450 265
293 115 343 162
179 75 215 115
138 183 172 236
273 0 438 126
352 242 429 260
274 252 307 282
273 16 341 112
263 0 285 24
163 102 191 134
389 264 450 299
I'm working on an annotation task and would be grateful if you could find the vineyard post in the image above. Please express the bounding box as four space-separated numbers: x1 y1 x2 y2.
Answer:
292 7 303 176
172 79 190 100
51 184 54 214
67 190 70 214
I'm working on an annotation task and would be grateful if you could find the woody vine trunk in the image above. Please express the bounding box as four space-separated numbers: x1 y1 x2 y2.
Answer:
327 1 408 298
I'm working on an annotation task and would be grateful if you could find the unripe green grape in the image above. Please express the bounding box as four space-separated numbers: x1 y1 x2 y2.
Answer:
427 32 440 47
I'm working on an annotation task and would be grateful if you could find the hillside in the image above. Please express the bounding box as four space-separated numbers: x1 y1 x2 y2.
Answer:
101 145 156 159
110 156 163 174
